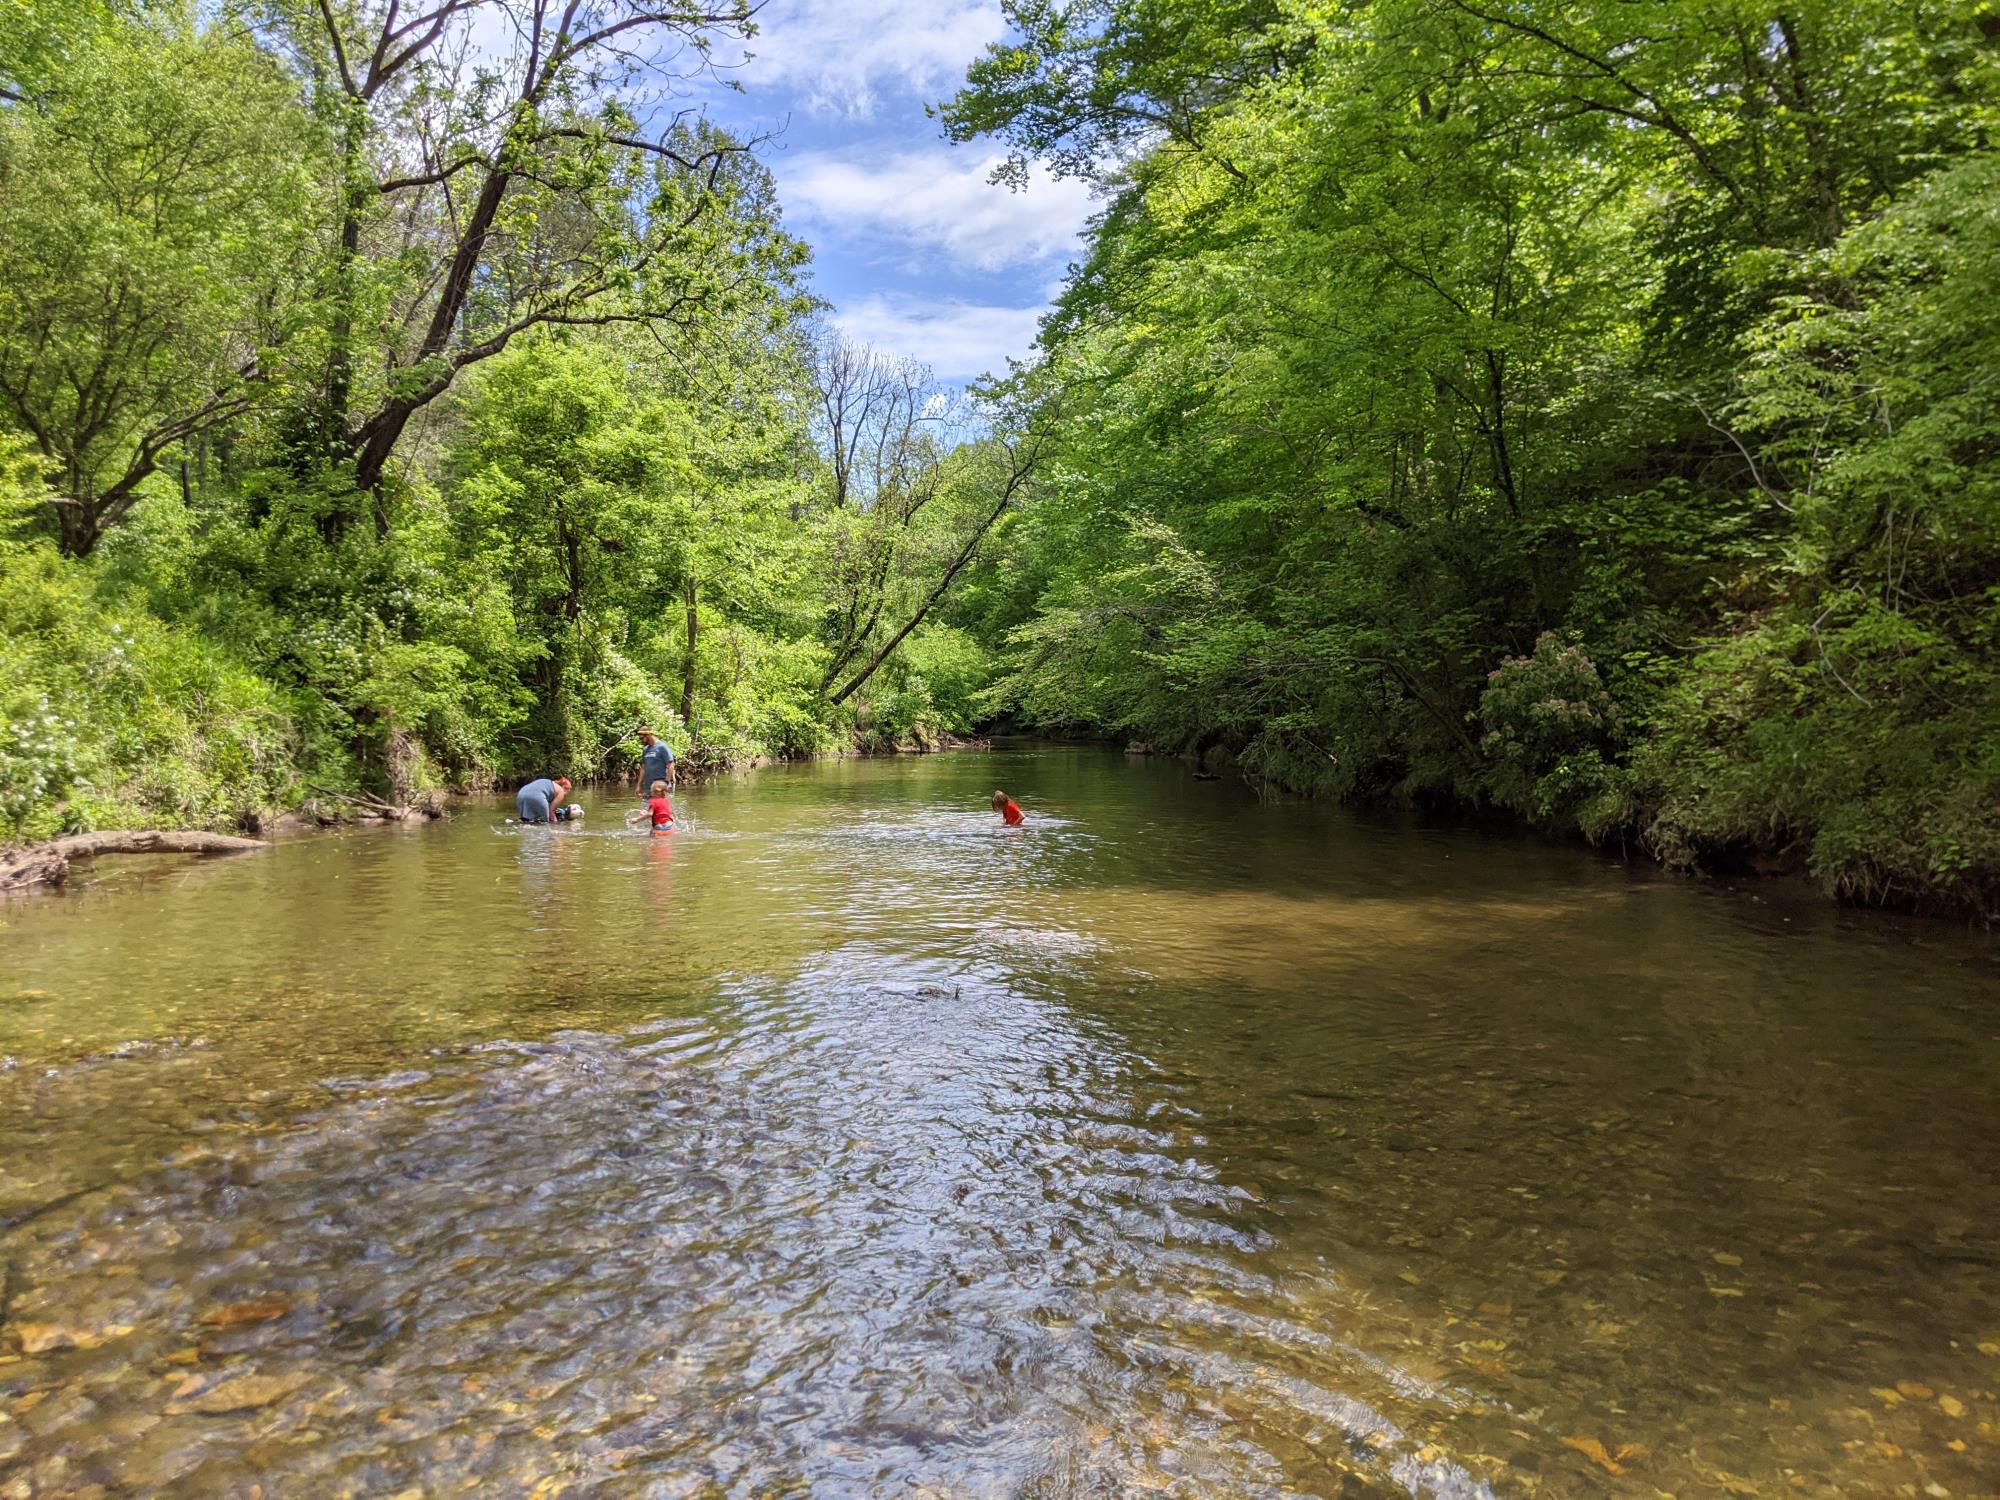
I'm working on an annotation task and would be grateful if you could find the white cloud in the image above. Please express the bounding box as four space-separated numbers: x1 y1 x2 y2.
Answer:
731 0 1007 118
780 147 1092 272
833 293 1047 379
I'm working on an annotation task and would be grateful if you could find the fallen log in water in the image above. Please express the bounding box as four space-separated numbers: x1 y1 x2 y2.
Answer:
301 784 446 822
0 830 270 893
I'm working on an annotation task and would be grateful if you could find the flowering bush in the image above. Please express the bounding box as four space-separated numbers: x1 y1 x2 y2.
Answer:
0 694 87 830
1478 633 1624 821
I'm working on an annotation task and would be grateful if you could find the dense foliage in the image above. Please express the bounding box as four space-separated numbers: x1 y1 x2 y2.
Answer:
3 0 1994 916
942 0 2000 913
0 0 1028 840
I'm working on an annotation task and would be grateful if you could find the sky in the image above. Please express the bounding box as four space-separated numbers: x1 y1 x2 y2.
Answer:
687 0 1095 382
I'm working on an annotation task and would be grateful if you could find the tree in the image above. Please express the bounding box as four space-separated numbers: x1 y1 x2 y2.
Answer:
809 324 938 512
0 10 320 556
289 0 786 516
441 249 813 767
446 338 686 761
824 425 1045 706
1635 151 2000 908
621 297 819 748
805 327 966 693
938 0 1293 187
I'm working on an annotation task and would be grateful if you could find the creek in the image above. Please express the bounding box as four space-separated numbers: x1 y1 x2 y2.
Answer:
0 745 1995 1496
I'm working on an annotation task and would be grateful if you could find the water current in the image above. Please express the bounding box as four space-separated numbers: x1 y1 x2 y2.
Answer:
0 745 1995 1497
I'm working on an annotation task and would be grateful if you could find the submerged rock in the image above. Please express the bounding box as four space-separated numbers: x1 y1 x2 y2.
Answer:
200 1299 292 1329
164 1370 310 1415
14 1322 131 1355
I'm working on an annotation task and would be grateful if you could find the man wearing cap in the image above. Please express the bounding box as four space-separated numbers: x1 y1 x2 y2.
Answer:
517 774 572 824
635 726 676 795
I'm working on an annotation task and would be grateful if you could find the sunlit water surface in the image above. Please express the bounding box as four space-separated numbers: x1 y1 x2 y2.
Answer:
0 746 1995 1497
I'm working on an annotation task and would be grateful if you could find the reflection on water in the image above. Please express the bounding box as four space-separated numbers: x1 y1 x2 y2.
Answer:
0 745 1995 1496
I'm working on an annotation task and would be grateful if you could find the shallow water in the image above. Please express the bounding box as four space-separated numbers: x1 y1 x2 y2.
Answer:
0 745 1995 1497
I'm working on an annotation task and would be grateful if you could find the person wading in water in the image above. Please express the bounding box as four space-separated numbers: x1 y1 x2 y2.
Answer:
635 726 676 797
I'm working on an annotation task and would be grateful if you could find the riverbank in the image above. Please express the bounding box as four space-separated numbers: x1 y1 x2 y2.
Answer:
9 719 1990 922
1108 734 1999 923
1 526 993 862
0 736 1008 894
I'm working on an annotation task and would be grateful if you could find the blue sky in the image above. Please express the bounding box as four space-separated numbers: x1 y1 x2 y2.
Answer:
689 1 1095 381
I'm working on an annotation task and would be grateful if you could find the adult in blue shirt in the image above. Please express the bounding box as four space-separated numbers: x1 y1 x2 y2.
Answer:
635 726 675 795
517 775 571 824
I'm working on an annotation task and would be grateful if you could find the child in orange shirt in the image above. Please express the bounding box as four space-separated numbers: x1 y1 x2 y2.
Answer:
991 789 1025 826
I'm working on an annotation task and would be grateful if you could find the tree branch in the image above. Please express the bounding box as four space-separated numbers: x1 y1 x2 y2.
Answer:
1443 0 1754 220
830 433 1044 705
540 124 749 173
368 0 485 95
377 154 490 194
317 0 359 96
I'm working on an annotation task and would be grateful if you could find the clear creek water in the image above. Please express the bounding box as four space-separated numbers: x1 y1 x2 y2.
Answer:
0 745 1995 1498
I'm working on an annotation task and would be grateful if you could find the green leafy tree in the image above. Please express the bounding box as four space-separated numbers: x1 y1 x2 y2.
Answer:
0 7 320 555
446 339 691 765
1636 152 2000 908
944 0 2000 910
286 0 792 514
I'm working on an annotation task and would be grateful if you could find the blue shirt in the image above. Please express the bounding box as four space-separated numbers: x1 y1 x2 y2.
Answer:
640 741 674 788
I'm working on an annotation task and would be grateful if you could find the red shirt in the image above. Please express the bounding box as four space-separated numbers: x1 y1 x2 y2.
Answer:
647 795 674 829
1000 799 1025 826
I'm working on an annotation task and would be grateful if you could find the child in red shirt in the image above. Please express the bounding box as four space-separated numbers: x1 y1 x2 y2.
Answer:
991 789 1025 826
626 779 674 833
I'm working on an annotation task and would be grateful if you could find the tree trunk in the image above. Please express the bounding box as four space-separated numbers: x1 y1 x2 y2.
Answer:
680 574 698 731
55 497 101 559
350 167 514 497
829 443 1039 705
327 107 366 436
0 830 268 892
351 407 406 500
532 638 566 765
1775 13 1844 245
1484 349 1518 516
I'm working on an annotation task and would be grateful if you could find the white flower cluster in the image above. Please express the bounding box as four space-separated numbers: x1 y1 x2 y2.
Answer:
1 693 86 815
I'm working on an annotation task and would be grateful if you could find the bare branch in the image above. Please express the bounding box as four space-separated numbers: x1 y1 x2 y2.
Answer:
317 0 359 96
1692 393 1795 513
368 0 484 95
376 154 490 194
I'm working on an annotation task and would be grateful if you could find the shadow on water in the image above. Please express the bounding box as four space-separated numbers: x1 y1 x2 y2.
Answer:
0 745 1995 1496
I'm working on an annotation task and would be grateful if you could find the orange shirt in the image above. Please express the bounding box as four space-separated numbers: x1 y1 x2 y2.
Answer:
1000 799 1025 826
646 795 674 829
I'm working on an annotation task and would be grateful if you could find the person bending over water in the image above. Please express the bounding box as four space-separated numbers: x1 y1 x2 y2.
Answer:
517 775 572 824
992 789 1025 826
627 780 674 834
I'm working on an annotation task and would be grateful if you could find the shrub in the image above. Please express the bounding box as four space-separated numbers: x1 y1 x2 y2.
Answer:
0 545 295 838
1477 633 1623 823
